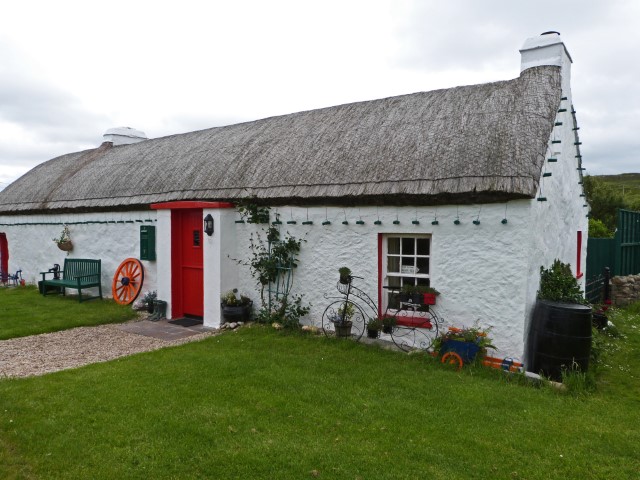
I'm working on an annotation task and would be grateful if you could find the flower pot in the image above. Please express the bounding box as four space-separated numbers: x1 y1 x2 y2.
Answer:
147 302 155 314
367 328 379 339
423 293 437 305
334 321 353 337
399 293 410 303
382 325 393 334
222 303 252 322
411 293 423 304
339 275 351 285
57 240 73 252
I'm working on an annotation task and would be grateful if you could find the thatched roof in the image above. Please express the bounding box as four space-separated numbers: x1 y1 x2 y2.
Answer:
0 66 561 214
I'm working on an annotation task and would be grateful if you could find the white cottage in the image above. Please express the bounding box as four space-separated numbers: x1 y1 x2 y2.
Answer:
0 33 587 362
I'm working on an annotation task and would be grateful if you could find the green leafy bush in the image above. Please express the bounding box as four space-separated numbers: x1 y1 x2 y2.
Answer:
537 259 587 304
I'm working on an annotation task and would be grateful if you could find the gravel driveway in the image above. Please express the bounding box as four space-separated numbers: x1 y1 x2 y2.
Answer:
0 320 215 379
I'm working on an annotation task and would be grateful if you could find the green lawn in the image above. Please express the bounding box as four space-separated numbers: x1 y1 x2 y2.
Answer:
1 304 639 479
0 286 138 340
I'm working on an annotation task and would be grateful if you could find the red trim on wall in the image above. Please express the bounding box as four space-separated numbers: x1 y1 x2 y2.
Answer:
0 233 8 282
377 233 383 318
576 231 584 279
151 201 235 210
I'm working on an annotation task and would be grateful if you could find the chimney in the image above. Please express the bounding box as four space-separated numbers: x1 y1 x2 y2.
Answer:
102 127 148 146
520 31 573 94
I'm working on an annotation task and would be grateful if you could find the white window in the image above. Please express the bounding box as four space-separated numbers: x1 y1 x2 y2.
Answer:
382 235 431 311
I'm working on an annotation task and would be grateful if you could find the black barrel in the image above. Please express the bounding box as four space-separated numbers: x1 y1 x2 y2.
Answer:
527 300 592 381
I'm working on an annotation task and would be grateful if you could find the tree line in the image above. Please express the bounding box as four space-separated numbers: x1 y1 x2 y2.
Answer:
583 175 640 238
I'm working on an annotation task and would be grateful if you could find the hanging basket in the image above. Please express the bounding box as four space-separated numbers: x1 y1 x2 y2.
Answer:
57 240 73 252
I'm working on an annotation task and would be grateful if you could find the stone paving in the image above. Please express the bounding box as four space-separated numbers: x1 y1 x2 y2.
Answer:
117 318 212 341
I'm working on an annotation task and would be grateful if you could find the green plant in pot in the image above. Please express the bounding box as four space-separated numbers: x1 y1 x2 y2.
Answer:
382 315 397 334
399 284 414 303
333 301 355 337
338 267 352 285
221 289 253 323
432 323 495 364
142 290 157 313
527 259 592 382
367 318 382 339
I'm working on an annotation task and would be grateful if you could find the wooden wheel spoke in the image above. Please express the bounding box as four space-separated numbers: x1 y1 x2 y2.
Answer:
112 258 144 305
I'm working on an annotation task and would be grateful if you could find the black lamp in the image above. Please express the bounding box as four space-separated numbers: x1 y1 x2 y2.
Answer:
204 214 214 236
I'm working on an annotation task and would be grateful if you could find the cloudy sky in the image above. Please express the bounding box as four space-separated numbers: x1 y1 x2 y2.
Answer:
1 0 638 190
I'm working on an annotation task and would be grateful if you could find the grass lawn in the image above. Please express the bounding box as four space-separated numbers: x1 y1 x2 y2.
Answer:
1 304 639 478
0 286 138 340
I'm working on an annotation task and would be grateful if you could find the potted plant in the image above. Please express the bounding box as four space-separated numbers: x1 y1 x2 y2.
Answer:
417 286 440 305
333 301 355 337
367 318 382 339
142 290 157 313
221 289 253 323
527 259 592 381
53 225 73 252
399 284 414 303
382 315 397 334
338 267 352 285
432 323 495 364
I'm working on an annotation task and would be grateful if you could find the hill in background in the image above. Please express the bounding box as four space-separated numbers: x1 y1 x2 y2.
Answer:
594 173 640 208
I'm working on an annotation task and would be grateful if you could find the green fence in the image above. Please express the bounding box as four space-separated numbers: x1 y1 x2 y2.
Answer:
587 209 640 279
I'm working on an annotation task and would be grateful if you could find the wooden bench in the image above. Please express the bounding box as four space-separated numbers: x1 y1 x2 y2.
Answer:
40 259 102 302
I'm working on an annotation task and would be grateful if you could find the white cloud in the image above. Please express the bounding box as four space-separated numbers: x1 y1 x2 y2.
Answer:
0 0 639 187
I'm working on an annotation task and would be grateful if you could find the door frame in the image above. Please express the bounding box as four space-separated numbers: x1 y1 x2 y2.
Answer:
171 208 204 318
151 201 235 323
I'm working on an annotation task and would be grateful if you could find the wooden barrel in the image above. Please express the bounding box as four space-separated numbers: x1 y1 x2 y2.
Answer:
527 300 592 381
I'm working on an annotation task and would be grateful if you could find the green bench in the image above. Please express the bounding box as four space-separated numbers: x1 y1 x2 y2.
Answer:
40 259 103 302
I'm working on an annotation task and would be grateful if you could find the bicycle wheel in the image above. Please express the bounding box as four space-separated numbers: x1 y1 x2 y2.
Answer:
389 308 440 352
321 300 366 341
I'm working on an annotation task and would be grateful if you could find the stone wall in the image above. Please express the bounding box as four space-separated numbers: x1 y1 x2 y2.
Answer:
611 274 640 306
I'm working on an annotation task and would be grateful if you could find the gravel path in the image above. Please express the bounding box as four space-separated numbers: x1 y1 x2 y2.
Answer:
0 321 215 379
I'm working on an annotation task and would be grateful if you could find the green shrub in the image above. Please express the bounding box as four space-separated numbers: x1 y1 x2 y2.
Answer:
537 259 587 304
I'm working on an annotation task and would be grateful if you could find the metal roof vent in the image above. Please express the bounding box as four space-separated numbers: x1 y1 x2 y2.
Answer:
102 127 148 146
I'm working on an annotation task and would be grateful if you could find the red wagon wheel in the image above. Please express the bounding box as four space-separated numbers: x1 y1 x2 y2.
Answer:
441 351 464 371
112 258 144 305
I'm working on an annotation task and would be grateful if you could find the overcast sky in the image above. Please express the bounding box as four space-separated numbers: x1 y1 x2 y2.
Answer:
1 0 638 190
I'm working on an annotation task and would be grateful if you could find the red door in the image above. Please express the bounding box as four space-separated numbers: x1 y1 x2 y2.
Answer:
0 233 8 283
171 210 204 318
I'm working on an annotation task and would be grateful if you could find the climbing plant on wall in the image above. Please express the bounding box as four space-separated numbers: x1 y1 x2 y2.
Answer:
236 203 310 328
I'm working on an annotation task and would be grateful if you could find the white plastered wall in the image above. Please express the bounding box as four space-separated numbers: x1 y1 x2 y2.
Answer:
0 210 158 299
231 202 535 360
520 33 590 361
202 208 239 328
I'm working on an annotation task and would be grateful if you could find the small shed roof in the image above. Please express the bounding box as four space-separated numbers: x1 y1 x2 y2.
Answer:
0 66 561 214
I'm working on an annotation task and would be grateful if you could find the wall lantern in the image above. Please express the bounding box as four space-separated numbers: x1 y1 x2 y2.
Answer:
204 214 214 236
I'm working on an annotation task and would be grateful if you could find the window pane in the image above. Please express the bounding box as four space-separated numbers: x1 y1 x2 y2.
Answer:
416 278 430 287
387 256 400 273
402 237 414 255
387 276 401 288
417 257 429 275
401 276 416 286
401 257 416 275
388 237 400 255
417 238 430 255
